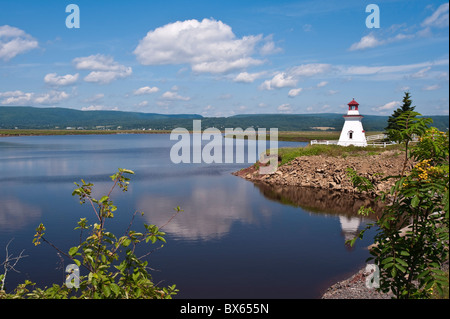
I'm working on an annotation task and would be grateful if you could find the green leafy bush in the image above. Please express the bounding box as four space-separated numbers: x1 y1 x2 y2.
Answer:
1 168 181 299
348 111 449 299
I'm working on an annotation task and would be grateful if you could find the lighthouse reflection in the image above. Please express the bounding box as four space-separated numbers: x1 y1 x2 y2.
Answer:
253 182 383 248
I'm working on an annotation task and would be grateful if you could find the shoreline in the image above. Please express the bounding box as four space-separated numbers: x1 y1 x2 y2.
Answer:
233 149 411 196
0 129 173 137
233 148 411 299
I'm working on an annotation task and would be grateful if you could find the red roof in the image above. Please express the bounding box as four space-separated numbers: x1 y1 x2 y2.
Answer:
348 99 359 106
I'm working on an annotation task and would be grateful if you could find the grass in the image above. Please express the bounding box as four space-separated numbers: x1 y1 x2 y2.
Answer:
276 143 403 166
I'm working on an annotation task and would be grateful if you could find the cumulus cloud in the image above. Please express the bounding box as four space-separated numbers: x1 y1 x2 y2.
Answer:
0 25 38 61
161 91 190 101
260 72 297 90
133 18 276 74
349 33 384 51
288 88 303 97
81 105 119 111
73 54 132 84
233 71 265 83
33 90 70 105
372 100 401 112
0 90 69 105
277 103 292 113
133 86 159 95
260 63 331 90
0 90 33 105
44 73 79 86
259 35 282 55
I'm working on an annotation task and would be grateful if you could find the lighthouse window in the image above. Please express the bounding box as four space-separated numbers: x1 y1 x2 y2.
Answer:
349 131 353 139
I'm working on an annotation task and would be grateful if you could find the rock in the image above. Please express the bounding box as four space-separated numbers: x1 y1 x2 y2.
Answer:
233 149 414 196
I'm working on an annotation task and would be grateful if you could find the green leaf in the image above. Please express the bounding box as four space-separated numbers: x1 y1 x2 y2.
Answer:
411 195 420 207
123 238 131 247
99 195 109 203
394 263 406 273
391 267 397 278
400 250 410 256
102 284 111 297
381 257 394 264
395 258 408 267
110 283 120 296
69 246 79 256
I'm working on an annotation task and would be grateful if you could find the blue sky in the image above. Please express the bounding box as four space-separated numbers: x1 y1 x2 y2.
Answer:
0 0 448 116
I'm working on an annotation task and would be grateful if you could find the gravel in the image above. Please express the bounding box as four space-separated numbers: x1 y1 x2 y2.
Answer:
321 266 394 299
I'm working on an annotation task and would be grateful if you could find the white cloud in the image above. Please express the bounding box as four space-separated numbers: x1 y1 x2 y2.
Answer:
137 101 149 107
372 101 401 112
260 72 297 90
0 90 33 105
233 71 265 83
342 59 449 76
277 103 292 113
133 18 274 74
288 88 303 97
133 86 159 95
0 25 38 61
421 3 449 28
316 81 328 88
33 90 69 105
290 63 332 77
349 33 384 51
0 90 69 105
81 105 119 111
409 66 432 79
349 5 448 52
260 63 331 90
73 54 132 84
259 35 282 55
44 73 79 86
161 91 190 101
327 89 339 95
423 84 441 91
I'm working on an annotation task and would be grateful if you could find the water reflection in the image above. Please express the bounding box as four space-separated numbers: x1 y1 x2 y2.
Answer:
253 183 383 246
0 197 41 231
137 181 256 241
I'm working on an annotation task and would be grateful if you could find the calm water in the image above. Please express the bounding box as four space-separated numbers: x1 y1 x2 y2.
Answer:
0 134 376 298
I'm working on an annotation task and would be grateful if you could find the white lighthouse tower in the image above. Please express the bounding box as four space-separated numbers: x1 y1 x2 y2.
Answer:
338 99 367 147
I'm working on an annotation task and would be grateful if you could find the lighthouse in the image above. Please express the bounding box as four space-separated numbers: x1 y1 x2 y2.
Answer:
337 99 367 147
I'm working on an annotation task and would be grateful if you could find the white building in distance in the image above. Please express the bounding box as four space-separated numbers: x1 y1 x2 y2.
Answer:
338 99 367 147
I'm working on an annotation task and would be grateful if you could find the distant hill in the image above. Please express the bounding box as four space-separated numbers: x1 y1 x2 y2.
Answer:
0 106 448 132
0 106 202 130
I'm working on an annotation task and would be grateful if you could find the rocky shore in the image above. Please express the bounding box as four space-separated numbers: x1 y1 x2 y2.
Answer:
233 149 413 196
321 266 394 299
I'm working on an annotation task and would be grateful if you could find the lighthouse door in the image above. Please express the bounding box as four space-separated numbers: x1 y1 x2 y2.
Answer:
348 130 353 139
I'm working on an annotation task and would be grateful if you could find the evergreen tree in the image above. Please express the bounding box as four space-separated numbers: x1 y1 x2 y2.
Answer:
385 92 416 132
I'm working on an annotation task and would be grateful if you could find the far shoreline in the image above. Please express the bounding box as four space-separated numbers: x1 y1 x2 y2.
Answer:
0 129 346 142
0 129 173 137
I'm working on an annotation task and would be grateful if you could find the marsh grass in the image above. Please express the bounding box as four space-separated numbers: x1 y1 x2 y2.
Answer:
277 143 403 166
